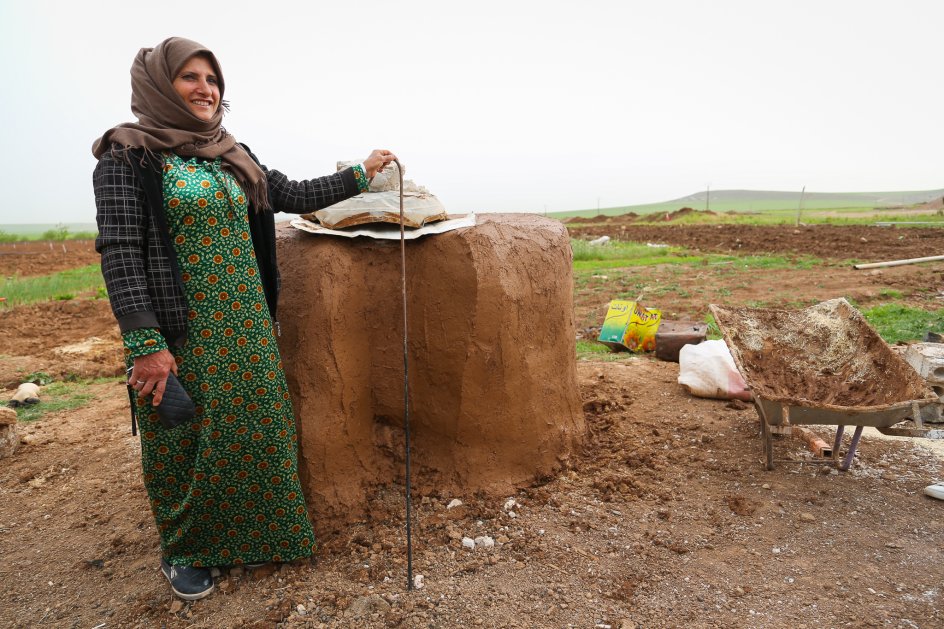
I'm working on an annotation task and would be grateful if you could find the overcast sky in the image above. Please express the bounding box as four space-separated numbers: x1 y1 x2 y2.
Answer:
1 0 942 223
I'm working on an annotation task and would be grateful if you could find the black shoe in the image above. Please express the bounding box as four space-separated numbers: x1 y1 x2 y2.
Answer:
160 559 215 600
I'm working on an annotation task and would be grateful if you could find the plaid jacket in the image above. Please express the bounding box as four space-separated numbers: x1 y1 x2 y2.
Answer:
94 145 358 346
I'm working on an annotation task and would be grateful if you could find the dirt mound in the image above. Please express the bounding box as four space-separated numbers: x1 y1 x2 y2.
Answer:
566 212 639 224
276 214 584 528
658 207 717 222
915 197 944 211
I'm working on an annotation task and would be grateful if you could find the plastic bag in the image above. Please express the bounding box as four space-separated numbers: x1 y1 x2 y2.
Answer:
678 340 752 401
598 300 661 352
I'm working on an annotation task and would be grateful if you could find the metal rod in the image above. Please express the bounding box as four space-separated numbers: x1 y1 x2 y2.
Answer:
840 426 864 471
832 425 845 459
395 158 414 591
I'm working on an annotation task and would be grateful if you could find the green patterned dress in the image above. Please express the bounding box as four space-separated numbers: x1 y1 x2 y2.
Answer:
123 152 314 567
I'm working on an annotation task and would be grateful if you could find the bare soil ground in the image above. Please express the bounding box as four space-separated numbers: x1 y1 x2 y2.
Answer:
566 222 944 335
0 240 98 277
2 224 944 628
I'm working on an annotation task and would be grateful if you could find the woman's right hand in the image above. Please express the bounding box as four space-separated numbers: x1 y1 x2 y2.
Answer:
129 349 178 406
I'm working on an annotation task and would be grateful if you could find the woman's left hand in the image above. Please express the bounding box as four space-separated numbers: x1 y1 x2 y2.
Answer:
129 349 178 406
363 149 397 179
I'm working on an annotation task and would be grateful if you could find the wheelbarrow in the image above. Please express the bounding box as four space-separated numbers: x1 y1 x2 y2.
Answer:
709 298 941 471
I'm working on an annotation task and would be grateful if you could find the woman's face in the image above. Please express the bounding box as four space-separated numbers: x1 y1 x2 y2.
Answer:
172 55 220 122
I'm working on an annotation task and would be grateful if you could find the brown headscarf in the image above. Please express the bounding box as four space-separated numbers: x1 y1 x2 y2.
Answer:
92 37 269 210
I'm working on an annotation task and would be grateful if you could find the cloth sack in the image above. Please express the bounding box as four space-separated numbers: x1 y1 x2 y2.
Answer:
678 339 752 401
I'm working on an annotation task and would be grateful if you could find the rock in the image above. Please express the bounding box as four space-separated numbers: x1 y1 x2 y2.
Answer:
0 407 17 425
462 537 476 550
277 215 585 525
413 574 425 589
446 499 463 510
169 600 185 614
799 513 816 523
443 504 469 520
349 594 391 617
474 536 495 549
446 524 463 540
761 483 771 490
296 604 307 615
0 407 18 459
503 498 519 511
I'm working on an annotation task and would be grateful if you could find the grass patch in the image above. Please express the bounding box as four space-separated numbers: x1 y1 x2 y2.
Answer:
704 314 721 340
860 304 944 344
572 239 826 273
576 339 639 362
0 263 104 308
13 377 118 422
571 239 697 267
707 254 824 270
878 288 904 299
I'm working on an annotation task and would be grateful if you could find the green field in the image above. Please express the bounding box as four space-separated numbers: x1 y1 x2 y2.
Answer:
553 188 944 222
0 264 105 307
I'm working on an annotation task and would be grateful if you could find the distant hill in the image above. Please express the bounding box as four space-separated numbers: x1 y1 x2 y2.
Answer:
553 188 944 219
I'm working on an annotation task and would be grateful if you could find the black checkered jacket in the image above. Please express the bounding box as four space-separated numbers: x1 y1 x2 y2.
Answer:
93 145 359 347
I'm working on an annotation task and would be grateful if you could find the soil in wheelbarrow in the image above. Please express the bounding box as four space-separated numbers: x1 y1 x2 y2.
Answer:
711 298 934 407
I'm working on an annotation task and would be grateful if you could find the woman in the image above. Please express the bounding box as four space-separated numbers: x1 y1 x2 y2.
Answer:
92 37 395 600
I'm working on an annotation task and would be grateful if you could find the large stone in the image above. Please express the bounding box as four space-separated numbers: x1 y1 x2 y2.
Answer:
0 406 18 459
276 214 584 525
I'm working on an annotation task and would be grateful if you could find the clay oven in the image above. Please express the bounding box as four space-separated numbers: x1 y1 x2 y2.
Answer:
276 213 584 524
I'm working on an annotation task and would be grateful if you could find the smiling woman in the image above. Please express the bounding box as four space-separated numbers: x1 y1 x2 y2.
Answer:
90 36 397 602
172 56 220 122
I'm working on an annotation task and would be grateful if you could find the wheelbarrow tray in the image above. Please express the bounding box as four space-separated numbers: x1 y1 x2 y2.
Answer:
709 298 937 470
752 396 919 429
